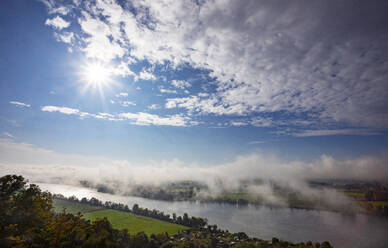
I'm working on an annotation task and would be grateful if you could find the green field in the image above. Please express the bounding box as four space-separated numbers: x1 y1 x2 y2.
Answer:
360 201 388 208
84 209 188 235
53 199 188 235
216 192 254 201
343 191 365 198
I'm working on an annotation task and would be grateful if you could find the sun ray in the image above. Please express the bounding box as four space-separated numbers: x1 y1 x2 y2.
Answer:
81 62 112 87
78 61 119 99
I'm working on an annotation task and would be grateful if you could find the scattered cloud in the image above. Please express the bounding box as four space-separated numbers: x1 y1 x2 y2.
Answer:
115 92 128 98
45 16 70 30
248 141 265 145
55 31 74 43
160 87 178 94
148 104 161 110
10 101 30 108
41 106 80 115
2 132 14 139
230 121 248 127
250 117 275 127
39 0 70 15
41 105 192 127
171 80 191 89
120 101 136 107
119 112 189 127
136 69 156 81
293 129 380 137
165 95 248 115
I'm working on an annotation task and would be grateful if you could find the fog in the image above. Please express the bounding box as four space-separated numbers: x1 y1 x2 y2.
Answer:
1 138 387 210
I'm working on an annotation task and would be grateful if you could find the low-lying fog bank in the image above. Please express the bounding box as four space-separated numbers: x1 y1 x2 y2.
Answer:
1 138 388 213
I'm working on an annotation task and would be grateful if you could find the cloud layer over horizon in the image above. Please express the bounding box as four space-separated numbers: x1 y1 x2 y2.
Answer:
1 138 387 187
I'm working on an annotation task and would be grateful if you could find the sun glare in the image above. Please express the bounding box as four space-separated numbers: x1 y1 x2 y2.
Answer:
82 63 112 86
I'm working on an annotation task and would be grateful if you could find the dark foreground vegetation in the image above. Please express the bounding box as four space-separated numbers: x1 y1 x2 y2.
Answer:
1 175 334 248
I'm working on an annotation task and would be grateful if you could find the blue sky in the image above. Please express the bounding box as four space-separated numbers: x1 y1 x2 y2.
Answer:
1 0 388 167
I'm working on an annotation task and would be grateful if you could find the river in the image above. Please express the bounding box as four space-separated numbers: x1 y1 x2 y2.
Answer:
38 183 388 248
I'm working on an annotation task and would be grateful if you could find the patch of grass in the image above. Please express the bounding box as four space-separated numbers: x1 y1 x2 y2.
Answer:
360 201 388 208
84 209 188 236
53 199 103 215
343 191 365 198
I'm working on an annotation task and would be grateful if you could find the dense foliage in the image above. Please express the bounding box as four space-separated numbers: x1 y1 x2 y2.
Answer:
0 175 334 248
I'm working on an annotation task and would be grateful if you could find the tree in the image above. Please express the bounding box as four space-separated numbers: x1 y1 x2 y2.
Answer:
0 175 53 247
133 203 139 213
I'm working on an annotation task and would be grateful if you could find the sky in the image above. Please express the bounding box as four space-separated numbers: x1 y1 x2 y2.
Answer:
1 0 388 170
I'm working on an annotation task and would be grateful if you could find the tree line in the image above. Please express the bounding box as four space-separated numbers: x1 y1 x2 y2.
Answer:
53 194 208 228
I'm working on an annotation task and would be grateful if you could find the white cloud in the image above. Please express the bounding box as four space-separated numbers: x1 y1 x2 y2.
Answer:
78 12 126 62
41 106 80 115
230 121 248 127
115 92 128 98
95 112 115 120
136 69 156 81
171 80 191 89
250 117 274 127
39 0 70 15
119 112 188 126
55 32 74 43
10 101 30 108
248 140 265 145
112 62 136 77
148 104 161 110
120 101 136 107
293 129 380 137
41 105 192 127
160 87 178 94
45 16 70 30
165 95 248 115
2 132 14 139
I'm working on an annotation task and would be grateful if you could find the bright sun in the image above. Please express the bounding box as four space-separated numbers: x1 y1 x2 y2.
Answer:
82 63 112 86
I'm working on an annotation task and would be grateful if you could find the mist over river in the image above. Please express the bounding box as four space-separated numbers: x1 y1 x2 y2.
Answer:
38 183 388 248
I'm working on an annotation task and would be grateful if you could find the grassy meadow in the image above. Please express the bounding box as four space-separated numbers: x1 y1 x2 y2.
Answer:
84 209 188 235
53 199 187 235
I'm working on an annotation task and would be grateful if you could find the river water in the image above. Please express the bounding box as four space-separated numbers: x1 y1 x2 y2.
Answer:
38 183 388 248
